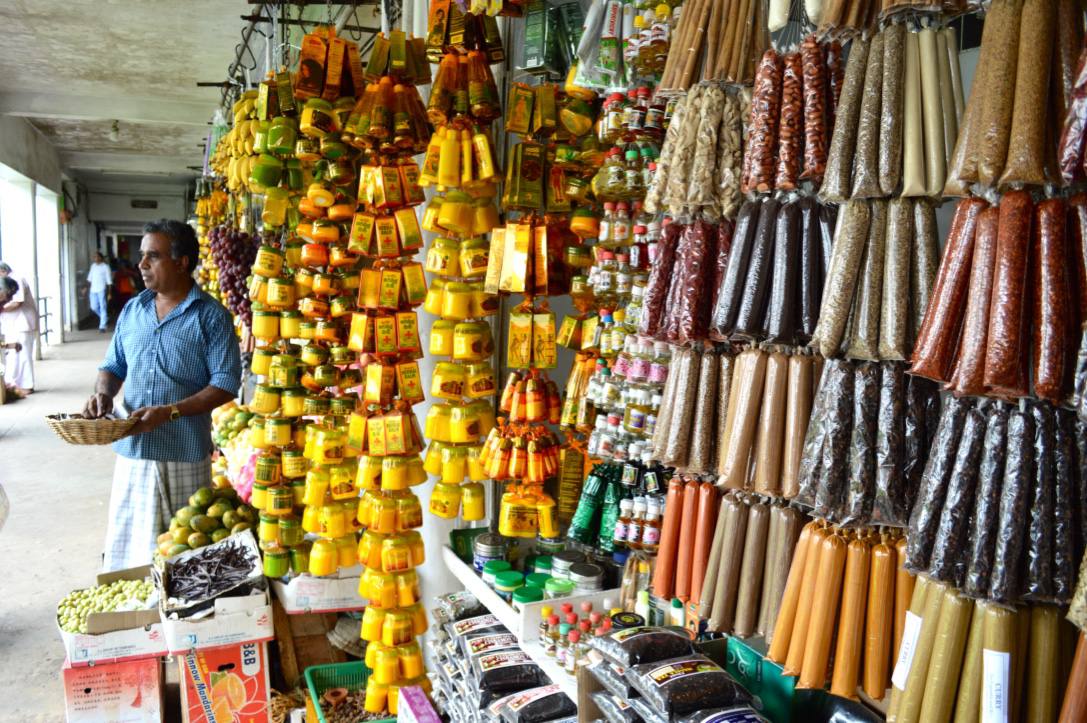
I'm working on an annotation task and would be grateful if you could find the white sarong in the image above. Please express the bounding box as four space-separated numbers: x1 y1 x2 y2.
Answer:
102 456 210 571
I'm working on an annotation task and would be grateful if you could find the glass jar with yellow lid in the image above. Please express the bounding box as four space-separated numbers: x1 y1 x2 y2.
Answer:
298 296 330 319
439 282 473 321
300 243 329 269
265 484 294 516
425 237 459 276
303 395 331 417
300 98 338 138
249 418 268 449
431 363 466 400
397 641 425 679
429 482 462 519
453 321 493 361
423 441 445 476
251 348 275 376
312 271 339 296
264 418 294 448
355 455 383 490
330 395 357 416
290 541 311 574
258 512 280 544
282 449 307 479
397 494 423 530
440 445 467 483
251 384 281 415
313 364 341 388
357 529 385 569
279 310 303 340
330 295 354 318
381 609 414 646
314 321 341 344
253 245 285 278
449 404 481 444
252 311 280 341
319 502 348 538
381 535 412 573
424 404 452 442
423 277 446 316
280 387 306 418
313 427 345 464
458 238 489 278
308 538 338 576
328 462 355 500
303 466 329 506
428 320 455 356
361 568 397 608
255 452 282 485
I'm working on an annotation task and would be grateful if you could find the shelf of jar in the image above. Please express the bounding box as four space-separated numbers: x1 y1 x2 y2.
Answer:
441 544 620 702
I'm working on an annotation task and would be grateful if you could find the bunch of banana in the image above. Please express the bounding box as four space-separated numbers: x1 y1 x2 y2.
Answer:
208 90 263 194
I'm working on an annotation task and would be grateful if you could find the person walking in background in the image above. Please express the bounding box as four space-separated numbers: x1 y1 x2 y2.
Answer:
82 220 241 571
112 258 139 312
87 252 112 332
0 261 38 396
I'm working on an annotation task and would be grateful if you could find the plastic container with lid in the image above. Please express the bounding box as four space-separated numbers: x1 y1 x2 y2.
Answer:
544 578 575 599
526 572 551 589
512 585 544 611
494 571 524 602
481 560 511 587
569 562 605 594
473 533 509 572
533 556 553 576
551 550 586 580
263 547 290 578
309 538 338 576
278 516 303 547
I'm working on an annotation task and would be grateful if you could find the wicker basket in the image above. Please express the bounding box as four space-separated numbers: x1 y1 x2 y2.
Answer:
45 414 136 445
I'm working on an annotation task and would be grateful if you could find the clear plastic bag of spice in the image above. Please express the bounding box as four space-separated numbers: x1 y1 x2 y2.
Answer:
625 655 753 719
872 362 907 525
963 402 1009 599
813 358 856 521
1025 403 1056 602
905 396 972 573
926 401 987 588
902 372 940 519
987 402 1035 605
1052 409 1078 603
842 361 879 526
712 200 762 337
588 626 695 668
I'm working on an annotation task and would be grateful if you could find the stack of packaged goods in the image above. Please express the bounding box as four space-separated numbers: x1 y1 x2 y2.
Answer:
420 24 503 525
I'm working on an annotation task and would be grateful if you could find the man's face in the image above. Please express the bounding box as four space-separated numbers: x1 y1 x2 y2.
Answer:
94 253 104 263
138 233 187 292
0 269 8 278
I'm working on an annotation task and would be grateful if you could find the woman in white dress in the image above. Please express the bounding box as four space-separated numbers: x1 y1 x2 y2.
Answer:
0 262 37 396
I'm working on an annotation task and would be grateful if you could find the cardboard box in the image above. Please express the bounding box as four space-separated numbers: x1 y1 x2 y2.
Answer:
398 685 441 723
178 642 271 723
162 592 273 654
59 565 167 666
271 566 365 614
62 657 164 723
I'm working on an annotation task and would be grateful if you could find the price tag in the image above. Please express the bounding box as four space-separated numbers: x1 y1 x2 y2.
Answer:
890 611 923 689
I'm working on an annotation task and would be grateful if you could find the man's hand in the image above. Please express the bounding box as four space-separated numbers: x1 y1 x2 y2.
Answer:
127 406 174 436
83 392 113 419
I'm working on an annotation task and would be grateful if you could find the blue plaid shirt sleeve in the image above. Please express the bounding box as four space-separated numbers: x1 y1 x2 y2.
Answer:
99 302 130 379
203 305 242 395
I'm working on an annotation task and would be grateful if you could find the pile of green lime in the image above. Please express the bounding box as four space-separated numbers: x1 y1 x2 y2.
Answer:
57 578 155 634
157 486 257 558
213 406 255 447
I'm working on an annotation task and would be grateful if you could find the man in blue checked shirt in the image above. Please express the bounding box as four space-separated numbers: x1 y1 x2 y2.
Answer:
83 219 241 571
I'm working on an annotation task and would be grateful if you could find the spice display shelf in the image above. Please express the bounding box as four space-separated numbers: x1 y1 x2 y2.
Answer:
441 544 619 702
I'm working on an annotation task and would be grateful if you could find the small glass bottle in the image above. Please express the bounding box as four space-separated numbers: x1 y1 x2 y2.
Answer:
565 630 582 675
627 496 647 549
641 498 662 552
544 614 561 657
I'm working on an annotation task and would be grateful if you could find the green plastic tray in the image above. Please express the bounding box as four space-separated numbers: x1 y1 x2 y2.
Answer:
303 662 396 723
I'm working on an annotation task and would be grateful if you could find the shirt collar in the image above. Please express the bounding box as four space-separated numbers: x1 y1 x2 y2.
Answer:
137 283 203 324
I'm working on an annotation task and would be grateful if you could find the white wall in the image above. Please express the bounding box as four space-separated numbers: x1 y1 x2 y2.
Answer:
0 116 62 193
88 189 186 225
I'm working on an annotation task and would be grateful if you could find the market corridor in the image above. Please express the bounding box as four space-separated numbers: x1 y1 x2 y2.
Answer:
0 331 117 721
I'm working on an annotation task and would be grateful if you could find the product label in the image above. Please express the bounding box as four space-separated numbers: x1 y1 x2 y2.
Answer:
643 470 660 494
891 611 923 690
451 614 499 637
506 684 561 712
478 650 531 672
648 659 723 688
467 633 518 657
981 649 1011 723
642 525 660 545
611 695 631 710
612 520 628 541
610 626 654 643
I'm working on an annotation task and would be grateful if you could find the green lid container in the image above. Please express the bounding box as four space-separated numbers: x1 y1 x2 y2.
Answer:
494 571 524 601
526 573 551 589
512 586 544 608
482 560 511 586
533 556 553 574
544 578 575 599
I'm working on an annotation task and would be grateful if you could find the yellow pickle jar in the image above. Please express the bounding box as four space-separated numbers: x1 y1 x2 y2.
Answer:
265 485 294 517
309 538 338 576
266 277 296 308
453 321 492 361
251 482 269 510
252 311 280 341
251 348 274 376
264 417 294 447
424 405 452 442
251 385 280 415
462 482 486 520
328 462 356 500
423 278 446 316
319 503 348 538
428 482 462 519
253 245 285 277
258 512 280 544
280 310 303 339
440 445 468 482
431 363 466 400
303 467 330 506
428 320 455 356
397 494 423 530
281 387 306 418
255 452 282 485
355 455 383 490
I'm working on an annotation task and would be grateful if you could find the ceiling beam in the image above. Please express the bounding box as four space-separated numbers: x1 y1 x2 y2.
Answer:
61 151 200 176
0 91 213 126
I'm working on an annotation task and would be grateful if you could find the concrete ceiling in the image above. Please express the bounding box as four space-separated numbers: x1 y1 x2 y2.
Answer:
0 0 253 182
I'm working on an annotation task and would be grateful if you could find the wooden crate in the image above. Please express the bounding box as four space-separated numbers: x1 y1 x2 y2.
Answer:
271 599 349 689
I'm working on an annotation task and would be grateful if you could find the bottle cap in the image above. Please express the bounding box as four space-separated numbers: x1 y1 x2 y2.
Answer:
548 614 560 625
